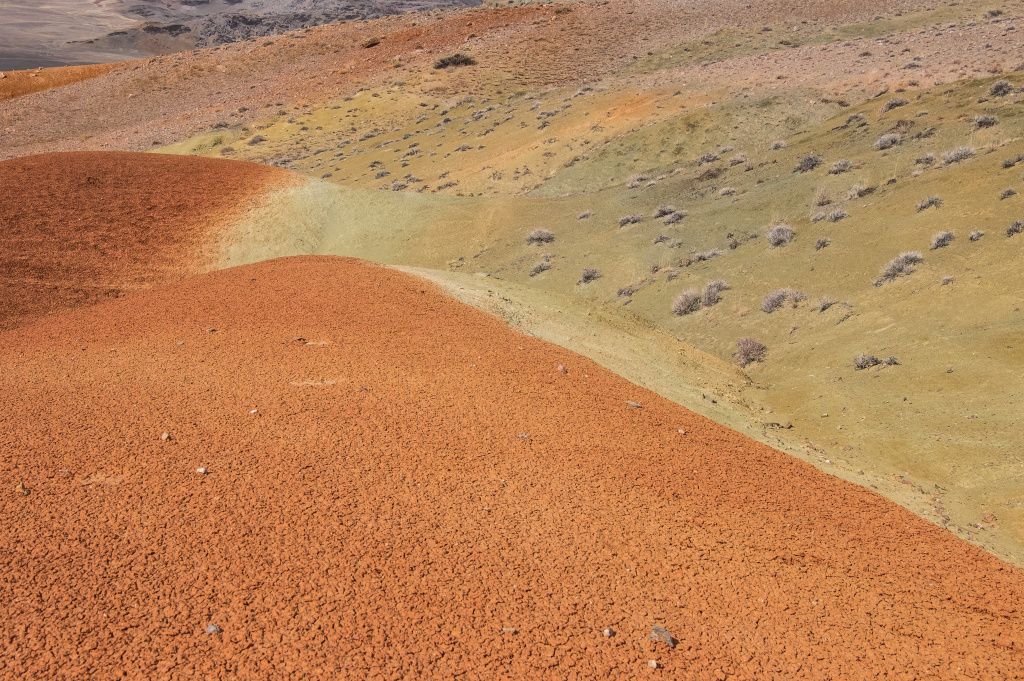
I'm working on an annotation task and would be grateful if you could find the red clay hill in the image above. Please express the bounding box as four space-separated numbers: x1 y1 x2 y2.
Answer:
0 151 293 331
1 255 1021 678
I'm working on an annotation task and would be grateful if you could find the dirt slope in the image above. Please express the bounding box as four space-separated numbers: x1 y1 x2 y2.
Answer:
1 255 1021 678
0 151 295 331
0 64 118 102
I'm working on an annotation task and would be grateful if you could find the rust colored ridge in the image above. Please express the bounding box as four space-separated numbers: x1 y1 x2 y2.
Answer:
0 63 119 102
1 255 1022 679
0 151 294 331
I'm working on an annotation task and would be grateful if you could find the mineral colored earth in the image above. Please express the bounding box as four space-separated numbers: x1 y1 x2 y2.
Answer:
1 0 1024 678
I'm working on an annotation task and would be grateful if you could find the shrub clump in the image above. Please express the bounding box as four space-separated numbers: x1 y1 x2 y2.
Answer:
1008 221 1024 237
829 159 853 175
974 114 999 128
578 268 601 284
847 184 875 200
734 338 767 367
916 196 942 212
855 354 900 370
671 290 702 316
653 205 677 218
815 238 831 250
930 231 954 250
969 229 985 241
618 214 643 227
766 223 796 247
827 209 848 223
881 98 909 113
529 261 551 277
794 154 823 173
1000 188 1017 200
761 288 805 313
874 134 901 150
942 147 975 165
875 251 924 286
701 280 730 307
989 79 1013 97
434 53 476 69
525 228 555 245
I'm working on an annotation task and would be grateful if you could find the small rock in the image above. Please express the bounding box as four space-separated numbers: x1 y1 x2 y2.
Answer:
205 623 222 635
649 625 676 648
160 432 172 442
677 428 686 435
501 626 518 635
248 408 259 415
626 400 643 409
648 659 659 669
602 627 615 638
196 467 209 475
556 363 568 374
15 481 30 496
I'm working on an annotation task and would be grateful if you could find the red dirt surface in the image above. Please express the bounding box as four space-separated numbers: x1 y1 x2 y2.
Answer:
1 255 1021 678
0 151 294 331
0 63 118 102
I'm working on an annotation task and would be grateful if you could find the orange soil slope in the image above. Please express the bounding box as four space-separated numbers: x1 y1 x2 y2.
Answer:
0 151 294 331
1 255 1021 679
0 63 118 102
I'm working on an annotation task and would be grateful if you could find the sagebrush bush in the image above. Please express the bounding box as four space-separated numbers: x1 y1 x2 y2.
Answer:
847 184 874 200
1008 221 1024 237
829 159 853 175
530 261 551 276
818 297 837 312
815 238 831 250
771 140 787 150
435 53 476 69
719 187 737 196
1000 188 1017 200
827 209 848 223
881 98 909 113
975 114 999 128
875 251 924 286
969 229 985 241
692 249 722 263
761 288 805 313
930 231 954 249
794 154 823 173
577 210 592 220
875 133 901 150
619 214 642 227
989 79 1013 97
766 224 796 247
942 146 975 165
671 290 701 316
854 354 881 370
734 338 767 367
525 228 555 244
917 196 943 212
701 280 730 307
578 268 601 284
663 211 686 224
653 205 677 218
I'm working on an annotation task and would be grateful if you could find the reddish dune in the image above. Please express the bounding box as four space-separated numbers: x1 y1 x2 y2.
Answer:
0 63 118 102
1 255 1021 678
0 151 293 331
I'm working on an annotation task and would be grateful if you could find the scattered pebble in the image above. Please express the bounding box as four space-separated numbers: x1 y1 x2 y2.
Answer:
556 363 568 374
501 626 519 635
648 659 660 669
677 428 686 435
15 481 30 496
160 431 173 442
649 625 676 648
602 627 615 638
248 408 259 415
626 400 643 409
205 623 222 635
196 467 209 475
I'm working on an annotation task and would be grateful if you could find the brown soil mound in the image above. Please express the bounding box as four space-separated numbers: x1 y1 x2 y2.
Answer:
0 151 294 331
0 63 118 102
1 255 1021 678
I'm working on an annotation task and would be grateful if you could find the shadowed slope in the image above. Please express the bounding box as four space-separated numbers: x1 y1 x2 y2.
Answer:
0 151 295 330
1 255 1021 678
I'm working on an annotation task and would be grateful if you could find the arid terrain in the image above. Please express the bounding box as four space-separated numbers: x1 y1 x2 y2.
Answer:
1 0 1023 677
